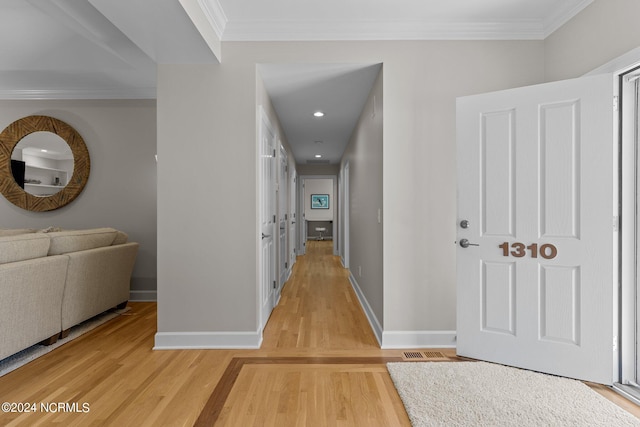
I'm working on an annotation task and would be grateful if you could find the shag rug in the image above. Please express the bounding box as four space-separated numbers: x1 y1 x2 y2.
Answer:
0 307 129 377
387 361 640 427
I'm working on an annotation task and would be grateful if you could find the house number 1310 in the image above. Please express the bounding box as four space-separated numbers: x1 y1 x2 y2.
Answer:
498 242 557 259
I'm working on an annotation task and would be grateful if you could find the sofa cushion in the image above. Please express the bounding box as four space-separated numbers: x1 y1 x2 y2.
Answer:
112 230 129 245
0 233 50 264
0 228 37 237
47 228 118 255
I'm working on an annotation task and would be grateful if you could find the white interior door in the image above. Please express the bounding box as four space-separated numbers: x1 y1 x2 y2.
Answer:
289 169 297 271
456 73 616 384
342 163 350 268
259 108 277 329
278 144 288 291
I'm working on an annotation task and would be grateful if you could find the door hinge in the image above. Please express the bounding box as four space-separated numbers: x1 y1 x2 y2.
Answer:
273 280 277 289
273 149 276 157
613 215 619 232
613 335 618 352
273 215 276 223
613 95 619 112
285 262 288 269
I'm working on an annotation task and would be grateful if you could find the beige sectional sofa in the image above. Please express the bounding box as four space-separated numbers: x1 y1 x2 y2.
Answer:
0 228 138 361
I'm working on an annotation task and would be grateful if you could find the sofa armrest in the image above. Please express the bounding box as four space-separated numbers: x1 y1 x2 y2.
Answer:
61 242 139 330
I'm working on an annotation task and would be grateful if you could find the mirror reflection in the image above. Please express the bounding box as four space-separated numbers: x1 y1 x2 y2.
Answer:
10 131 74 196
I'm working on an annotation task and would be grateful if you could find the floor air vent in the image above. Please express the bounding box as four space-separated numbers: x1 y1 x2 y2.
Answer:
401 351 447 361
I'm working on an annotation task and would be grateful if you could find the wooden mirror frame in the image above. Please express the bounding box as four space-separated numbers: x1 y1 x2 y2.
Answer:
0 115 90 212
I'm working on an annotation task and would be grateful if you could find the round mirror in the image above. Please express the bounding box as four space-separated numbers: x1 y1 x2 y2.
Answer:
11 132 75 196
0 116 90 212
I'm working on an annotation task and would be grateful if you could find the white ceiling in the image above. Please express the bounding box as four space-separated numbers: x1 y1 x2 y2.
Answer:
217 0 593 41
259 63 382 164
0 0 593 164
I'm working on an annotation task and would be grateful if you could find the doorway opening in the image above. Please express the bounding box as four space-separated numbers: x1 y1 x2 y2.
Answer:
256 63 384 345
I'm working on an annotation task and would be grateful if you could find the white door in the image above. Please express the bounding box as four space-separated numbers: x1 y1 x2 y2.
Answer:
259 108 277 329
456 73 616 384
278 144 288 291
289 169 297 271
342 163 350 268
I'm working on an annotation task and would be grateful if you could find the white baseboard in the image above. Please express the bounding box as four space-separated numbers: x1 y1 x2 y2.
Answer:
347 273 456 349
381 330 457 349
348 272 383 346
129 290 157 301
153 330 262 350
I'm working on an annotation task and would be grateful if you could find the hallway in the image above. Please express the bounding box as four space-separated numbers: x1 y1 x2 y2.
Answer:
262 240 379 350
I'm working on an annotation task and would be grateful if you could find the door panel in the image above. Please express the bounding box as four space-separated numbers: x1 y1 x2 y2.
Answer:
457 73 615 384
278 144 288 291
289 170 297 270
259 108 276 329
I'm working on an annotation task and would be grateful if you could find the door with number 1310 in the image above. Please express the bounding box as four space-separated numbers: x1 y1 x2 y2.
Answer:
456 73 616 384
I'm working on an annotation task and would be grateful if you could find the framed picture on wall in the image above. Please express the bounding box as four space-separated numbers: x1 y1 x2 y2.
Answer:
311 194 329 209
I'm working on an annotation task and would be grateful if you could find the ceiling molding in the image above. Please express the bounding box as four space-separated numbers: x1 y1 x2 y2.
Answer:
222 20 548 41
200 0 228 39
0 88 156 100
542 0 593 38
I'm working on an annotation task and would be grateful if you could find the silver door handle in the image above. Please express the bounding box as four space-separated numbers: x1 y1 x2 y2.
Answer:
458 239 479 248
261 233 271 239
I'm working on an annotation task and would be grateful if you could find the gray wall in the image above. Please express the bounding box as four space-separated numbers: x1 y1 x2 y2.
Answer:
0 100 157 298
545 0 640 81
156 40 545 344
341 67 384 331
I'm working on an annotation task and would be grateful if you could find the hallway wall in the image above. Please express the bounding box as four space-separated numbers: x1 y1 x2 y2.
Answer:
341 67 384 338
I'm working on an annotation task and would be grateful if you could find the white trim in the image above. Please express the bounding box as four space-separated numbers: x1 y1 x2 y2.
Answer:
198 0 228 40
154 330 262 349
0 88 156 100
585 47 640 77
222 21 549 42
542 0 593 38
381 331 457 349
129 290 157 302
619 61 640 388
349 272 382 346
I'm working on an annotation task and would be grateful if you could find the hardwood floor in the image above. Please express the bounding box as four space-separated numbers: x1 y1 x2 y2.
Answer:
0 240 637 426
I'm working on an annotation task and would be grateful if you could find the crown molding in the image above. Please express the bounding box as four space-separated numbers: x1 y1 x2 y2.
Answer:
222 20 548 41
542 0 593 38
0 88 156 100
200 0 227 39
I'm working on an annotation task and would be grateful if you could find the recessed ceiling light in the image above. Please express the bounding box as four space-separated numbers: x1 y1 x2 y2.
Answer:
315 154 322 158
41 149 48 153
313 111 324 117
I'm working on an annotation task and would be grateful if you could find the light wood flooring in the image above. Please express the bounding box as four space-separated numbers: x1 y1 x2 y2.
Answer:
0 240 638 426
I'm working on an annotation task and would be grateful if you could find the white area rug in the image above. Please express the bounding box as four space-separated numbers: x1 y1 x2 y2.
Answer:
0 307 129 377
387 361 640 427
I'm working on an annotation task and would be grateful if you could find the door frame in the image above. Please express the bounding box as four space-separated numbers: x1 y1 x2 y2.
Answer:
340 162 350 268
299 175 338 255
615 62 640 401
277 143 289 297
